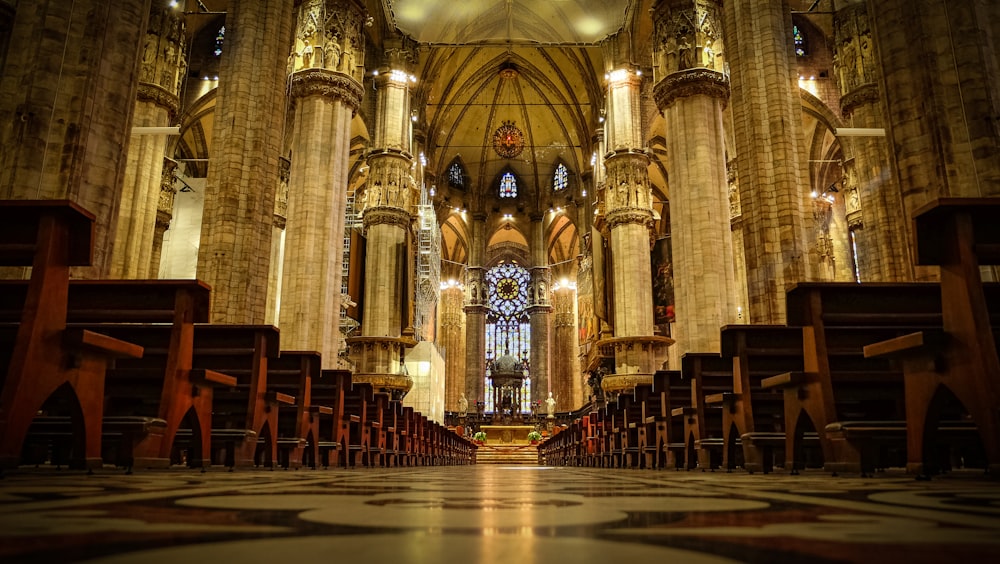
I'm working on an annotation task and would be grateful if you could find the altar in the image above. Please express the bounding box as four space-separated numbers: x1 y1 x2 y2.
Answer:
480 425 535 445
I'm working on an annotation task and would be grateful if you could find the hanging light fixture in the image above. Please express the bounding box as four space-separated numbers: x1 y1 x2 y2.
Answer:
492 63 524 159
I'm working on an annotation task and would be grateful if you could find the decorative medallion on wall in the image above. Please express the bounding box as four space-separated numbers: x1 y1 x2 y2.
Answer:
493 120 525 159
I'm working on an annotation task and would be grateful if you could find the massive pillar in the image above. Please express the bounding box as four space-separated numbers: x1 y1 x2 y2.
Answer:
440 285 466 411
111 3 185 279
652 0 737 355
866 0 1000 277
279 0 365 364
528 214 552 404
551 285 580 410
0 0 150 277
834 2 911 282
598 64 672 394
464 214 488 405
197 0 293 323
722 0 812 322
349 48 418 394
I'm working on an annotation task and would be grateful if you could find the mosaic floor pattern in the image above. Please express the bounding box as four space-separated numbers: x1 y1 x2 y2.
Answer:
0 465 998 563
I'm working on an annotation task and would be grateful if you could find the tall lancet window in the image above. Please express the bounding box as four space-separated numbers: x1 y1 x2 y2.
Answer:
499 172 518 199
553 163 568 191
484 261 531 412
447 162 465 190
793 25 807 57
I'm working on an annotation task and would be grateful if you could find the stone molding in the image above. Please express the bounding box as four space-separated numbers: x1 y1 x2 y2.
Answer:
289 69 364 111
653 68 730 110
362 206 412 230
136 82 180 118
840 83 879 117
352 373 414 392
601 374 654 394
606 207 654 230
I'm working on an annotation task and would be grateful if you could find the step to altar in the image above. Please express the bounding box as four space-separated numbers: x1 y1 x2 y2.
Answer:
474 444 541 465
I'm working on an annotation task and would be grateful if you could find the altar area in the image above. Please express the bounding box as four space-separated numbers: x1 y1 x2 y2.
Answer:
480 425 535 445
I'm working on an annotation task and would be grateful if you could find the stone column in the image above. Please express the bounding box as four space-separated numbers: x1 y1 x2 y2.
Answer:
653 0 737 355
197 0 293 323
464 214 488 404
149 157 178 278
0 0 150 278
834 2 911 282
528 213 552 404
552 285 580 410
266 157 290 325
866 0 1000 279
440 285 466 411
722 0 812 322
600 66 673 394
280 0 365 365
111 3 185 279
349 51 418 394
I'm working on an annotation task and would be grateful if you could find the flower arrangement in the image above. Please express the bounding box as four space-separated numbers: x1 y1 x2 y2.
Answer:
473 431 487 443
527 430 542 443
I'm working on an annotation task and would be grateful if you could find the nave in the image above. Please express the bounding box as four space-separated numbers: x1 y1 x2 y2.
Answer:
1 465 998 563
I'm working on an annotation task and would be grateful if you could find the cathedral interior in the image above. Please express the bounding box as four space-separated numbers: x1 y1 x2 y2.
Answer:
1 0 999 562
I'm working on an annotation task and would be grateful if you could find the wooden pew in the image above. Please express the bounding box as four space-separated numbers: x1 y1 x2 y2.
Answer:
780 282 947 475
679 353 731 471
864 199 1000 475
0 201 143 470
718 325 807 473
314 369 350 467
58 280 220 470
650 370 688 469
267 351 324 469
186 324 282 469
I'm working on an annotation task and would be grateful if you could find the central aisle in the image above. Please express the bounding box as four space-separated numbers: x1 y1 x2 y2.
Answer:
0 466 997 563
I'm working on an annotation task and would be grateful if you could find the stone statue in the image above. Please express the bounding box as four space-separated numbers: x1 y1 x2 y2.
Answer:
458 393 468 416
302 39 314 68
545 391 556 418
325 36 341 71
678 37 693 70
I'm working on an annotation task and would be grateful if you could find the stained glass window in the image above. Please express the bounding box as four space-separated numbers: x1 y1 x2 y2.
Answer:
793 25 806 57
483 261 531 413
553 163 568 191
447 162 465 190
499 172 517 199
214 26 225 57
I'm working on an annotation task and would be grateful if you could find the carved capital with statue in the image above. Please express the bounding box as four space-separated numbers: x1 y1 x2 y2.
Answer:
289 69 364 111
653 68 729 111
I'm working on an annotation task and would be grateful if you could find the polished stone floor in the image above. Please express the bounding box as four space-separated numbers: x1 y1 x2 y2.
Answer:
0 465 998 563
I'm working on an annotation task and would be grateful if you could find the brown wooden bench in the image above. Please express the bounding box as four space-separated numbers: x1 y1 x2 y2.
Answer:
185 324 282 469
860 199 1000 476
719 325 808 473
782 282 982 475
267 351 326 469
65 280 221 470
0 201 143 471
679 353 733 471
312 369 350 467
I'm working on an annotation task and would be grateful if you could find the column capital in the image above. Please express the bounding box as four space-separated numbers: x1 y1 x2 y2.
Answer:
137 83 180 119
606 208 655 230
289 69 364 111
653 68 729 110
362 206 412 230
840 83 880 118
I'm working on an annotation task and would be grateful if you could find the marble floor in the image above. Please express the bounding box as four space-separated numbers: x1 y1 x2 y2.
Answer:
0 465 998 563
